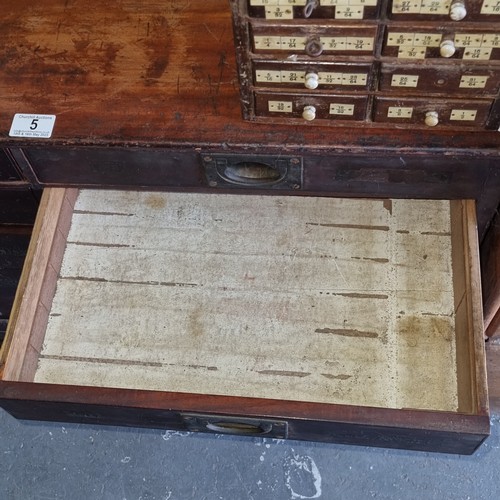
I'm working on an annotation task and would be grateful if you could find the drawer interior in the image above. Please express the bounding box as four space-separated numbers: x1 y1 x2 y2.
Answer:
0 189 487 415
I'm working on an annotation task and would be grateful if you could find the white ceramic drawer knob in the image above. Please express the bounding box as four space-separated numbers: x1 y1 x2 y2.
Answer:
450 1 467 20
440 39 456 58
425 111 439 127
302 105 316 121
304 73 319 90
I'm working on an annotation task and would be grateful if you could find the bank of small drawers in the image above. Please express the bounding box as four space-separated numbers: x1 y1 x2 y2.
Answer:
231 0 500 128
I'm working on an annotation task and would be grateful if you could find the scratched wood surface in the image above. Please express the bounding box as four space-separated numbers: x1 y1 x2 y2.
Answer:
1 0 500 149
33 190 459 411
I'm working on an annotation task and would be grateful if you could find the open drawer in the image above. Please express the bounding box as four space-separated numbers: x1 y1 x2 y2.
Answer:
0 188 489 454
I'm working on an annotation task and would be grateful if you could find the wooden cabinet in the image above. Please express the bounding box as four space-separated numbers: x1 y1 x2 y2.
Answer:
0 0 499 452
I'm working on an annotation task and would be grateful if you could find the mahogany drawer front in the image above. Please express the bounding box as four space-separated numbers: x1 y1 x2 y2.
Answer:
15 147 499 243
254 91 369 120
0 188 489 454
373 97 493 127
379 64 500 95
0 386 489 454
251 24 378 56
253 61 374 90
389 0 500 21
383 29 500 62
246 0 381 20
245 0 499 21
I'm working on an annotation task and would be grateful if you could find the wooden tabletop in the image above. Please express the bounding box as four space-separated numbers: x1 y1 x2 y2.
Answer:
1 0 500 152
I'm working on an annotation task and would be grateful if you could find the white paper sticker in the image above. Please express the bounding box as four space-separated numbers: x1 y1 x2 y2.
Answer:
329 103 355 115
388 107 414 118
9 114 56 138
459 75 489 88
391 74 419 87
268 101 293 112
450 109 478 121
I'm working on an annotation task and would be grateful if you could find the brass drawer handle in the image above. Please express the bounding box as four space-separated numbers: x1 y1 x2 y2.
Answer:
206 421 273 435
202 153 303 190
182 413 288 438
224 161 282 184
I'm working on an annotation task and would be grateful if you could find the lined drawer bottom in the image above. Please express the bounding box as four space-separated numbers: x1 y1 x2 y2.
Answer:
0 189 489 453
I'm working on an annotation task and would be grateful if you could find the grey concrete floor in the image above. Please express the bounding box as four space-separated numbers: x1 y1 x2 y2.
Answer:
0 409 499 500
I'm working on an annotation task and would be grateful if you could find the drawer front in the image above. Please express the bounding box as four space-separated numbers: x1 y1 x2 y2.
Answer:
255 91 369 120
383 29 500 61
373 97 493 127
379 64 500 96
389 0 500 21
253 61 374 91
0 387 490 455
247 0 381 20
251 25 378 56
245 0 500 21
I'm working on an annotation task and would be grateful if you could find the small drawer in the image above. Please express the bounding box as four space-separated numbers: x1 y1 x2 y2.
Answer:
373 97 493 128
253 61 373 90
255 91 368 121
0 188 489 454
389 0 500 22
254 61 373 91
246 0 381 20
383 28 500 62
251 24 377 57
379 64 500 96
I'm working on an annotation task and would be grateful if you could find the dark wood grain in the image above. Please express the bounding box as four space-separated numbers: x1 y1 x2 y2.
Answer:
0 381 490 454
0 0 500 149
15 147 500 241
0 1 498 231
